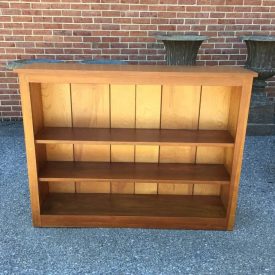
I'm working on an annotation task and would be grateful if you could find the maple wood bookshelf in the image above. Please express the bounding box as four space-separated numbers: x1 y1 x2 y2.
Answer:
15 64 256 230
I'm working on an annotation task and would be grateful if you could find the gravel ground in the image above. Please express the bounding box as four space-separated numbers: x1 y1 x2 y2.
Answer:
0 122 274 275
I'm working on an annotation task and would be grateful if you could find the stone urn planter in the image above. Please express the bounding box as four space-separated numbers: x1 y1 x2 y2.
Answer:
240 36 275 135
155 34 208 65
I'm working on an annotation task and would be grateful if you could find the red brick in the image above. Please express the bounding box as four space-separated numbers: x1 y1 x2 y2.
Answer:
226 0 244 4
0 17 12 23
12 106 22 111
1 100 20 106
22 10 42 16
1 111 21 116
121 25 139 31
178 0 196 4
0 106 12 111
54 17 73 23
0 0 274 120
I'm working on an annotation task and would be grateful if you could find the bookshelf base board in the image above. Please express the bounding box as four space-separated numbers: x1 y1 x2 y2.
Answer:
39 193 227 230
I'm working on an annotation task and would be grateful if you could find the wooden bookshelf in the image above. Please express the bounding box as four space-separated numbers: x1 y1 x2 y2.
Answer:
15 64 256 230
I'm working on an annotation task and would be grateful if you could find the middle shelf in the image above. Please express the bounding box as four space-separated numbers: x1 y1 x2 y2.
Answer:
35 127 234 147
39 161 230 184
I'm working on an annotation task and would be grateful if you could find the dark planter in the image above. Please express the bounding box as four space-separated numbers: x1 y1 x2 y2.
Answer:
155 34 208 65
240 36 275 135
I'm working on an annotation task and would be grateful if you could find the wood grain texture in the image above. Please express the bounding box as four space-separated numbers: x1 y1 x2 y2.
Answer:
158 184 193 195
227 87 242 138
41 83 75 193
160 85 201 194
199 86 231 130
39 161 230 184
15 64 257 87
221 87 241 209
15 63 257 76
41 83 72 127
111 84 135 128
42 193 226 218
110 85 135 194
195 86 231 196
135 85 161 194
221 147 234 208
40 215 227 230
40 193 226 229
111 182 134 194
74 144 110 193
29 83 43 135
29 83 48 201
46 144 75 193
136 85 161 129
71 84 110 128
71 83 111 194
15 64 256 230
161 85 201 129
19 76 42 225
194 147 225 196
35 127 234 147
159 146 195 195
226 79 253 230
159 146 196 163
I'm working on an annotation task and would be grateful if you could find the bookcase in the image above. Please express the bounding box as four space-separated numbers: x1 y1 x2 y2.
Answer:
15 64 256 230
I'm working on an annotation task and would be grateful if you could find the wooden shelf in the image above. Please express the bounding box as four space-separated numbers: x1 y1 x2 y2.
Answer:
39 161 230 184
35 127 234 146
40 193 226 229
16 63 254 229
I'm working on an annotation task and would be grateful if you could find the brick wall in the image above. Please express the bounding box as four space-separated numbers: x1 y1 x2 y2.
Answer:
0 0 274 121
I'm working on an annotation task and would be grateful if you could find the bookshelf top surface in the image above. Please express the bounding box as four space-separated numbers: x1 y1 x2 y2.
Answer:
14 63 257 77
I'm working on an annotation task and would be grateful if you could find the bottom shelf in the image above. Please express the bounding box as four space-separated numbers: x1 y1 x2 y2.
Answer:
40 193 227 230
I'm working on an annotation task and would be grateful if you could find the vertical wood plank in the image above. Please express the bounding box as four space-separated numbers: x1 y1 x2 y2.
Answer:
41 83 75 193
194 146 224 195
159 146 196 164
42 83 72 127
226 79 253 230
111 145 135 162
29 83 48 202
194 86 231 196
111 182 134 194
111 85 135 194
111 84 135 128
136 85 161 129
227 87 242 138
221 147 233 207
19 76 42 225
159 85 201 195
198 86 231 130
159 146 195 195
29 83 44 135
221 87 241 210
135 85 161 194
71 84 110 194
134 145 159 194
71 84 110 128
161 85 201 129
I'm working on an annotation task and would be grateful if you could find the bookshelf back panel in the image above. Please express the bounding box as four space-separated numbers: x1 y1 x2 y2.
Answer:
32 83 240 196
